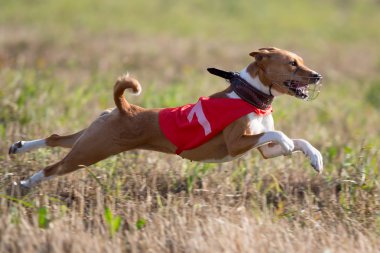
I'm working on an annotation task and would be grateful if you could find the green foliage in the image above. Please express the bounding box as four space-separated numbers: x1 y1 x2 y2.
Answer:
185 163 215 192
104 207 122 237
376 215 380 234
366 80 380 109
86 167 110 193
136 218 146 230
0 194 35 208
38 207 49 229
1 0 379 45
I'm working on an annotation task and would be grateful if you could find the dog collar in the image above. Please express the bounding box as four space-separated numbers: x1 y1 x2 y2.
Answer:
207 68 274 110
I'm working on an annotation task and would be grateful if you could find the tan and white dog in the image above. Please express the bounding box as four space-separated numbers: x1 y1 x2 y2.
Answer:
9 47 323 190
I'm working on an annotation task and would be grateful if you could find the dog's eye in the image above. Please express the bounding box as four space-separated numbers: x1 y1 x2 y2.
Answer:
289 61 297 67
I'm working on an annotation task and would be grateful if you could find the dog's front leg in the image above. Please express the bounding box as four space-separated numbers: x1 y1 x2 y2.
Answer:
258 138 323 173
223 120 322 173
293 139 323 173
223 117 295 156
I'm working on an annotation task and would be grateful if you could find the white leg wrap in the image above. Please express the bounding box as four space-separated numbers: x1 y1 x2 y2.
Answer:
9 139 47 154
20 171 54 188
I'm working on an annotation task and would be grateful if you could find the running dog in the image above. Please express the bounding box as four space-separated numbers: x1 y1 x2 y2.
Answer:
9 47 323 190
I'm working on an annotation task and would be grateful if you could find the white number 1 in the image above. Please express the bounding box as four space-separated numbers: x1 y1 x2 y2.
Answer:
187 101 211 136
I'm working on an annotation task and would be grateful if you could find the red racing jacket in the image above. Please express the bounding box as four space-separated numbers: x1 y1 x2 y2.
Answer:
158 97 272 154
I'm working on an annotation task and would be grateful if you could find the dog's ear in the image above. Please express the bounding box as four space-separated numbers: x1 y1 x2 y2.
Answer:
249 50 268 62
258 47 279 52
249 47 278 62
249 51 265 61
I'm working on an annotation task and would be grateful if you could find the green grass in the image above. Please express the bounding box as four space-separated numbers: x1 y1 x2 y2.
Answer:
1 0 379 45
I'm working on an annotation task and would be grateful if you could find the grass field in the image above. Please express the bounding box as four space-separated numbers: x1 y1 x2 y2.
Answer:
1 0 380 252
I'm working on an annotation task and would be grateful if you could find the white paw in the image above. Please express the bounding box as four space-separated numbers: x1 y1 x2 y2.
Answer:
8 139 46 155
276 132 295 155
307 146 323 174
295 140 323 173
8 141 24 155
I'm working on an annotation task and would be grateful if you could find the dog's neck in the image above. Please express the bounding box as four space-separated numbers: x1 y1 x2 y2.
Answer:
227 67 282 98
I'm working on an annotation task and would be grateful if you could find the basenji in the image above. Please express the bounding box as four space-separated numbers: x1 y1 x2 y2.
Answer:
9 47 323 190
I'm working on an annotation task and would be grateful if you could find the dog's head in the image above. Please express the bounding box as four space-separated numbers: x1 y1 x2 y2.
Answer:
248 47 322 100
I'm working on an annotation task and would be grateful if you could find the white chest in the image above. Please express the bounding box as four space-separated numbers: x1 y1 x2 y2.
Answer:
246 112 274 134
226 91 275 134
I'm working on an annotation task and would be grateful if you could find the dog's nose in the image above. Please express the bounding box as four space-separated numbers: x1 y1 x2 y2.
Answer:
310 72 322 81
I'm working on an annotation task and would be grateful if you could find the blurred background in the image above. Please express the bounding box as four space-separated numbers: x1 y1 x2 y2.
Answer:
1 0 380 158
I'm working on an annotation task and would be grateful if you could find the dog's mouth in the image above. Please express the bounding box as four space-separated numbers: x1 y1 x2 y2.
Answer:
283 79 321 100
268 71 323 101
284 80 309 99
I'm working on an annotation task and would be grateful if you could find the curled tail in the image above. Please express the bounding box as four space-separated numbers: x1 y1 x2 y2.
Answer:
113 74 142 113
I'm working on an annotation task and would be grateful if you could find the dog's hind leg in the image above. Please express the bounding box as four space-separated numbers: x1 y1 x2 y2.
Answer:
19 115 132 188
19 152 96 189
19 159 75 189
9 110 114 155
8 129 86 155
45 130 87 148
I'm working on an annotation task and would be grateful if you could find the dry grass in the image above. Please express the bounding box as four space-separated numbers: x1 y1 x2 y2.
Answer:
1 1 380 251
1 150 379 252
